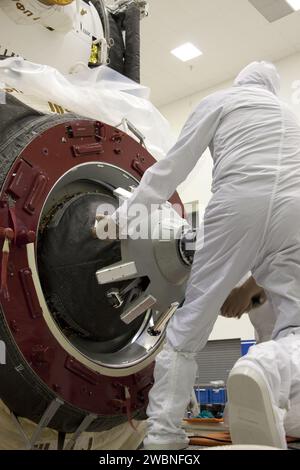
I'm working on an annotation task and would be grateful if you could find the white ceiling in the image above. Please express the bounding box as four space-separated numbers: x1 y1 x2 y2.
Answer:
140 0 300 107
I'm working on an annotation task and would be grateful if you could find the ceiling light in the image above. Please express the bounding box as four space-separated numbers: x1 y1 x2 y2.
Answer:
171 43 203 62
249 0 295 23
286 0 300 10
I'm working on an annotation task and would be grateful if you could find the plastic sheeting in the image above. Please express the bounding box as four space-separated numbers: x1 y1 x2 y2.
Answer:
0 58 174 160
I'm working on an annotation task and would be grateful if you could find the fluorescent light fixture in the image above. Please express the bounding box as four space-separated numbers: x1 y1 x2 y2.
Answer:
249 0 297 22
286 0 300 10
171 42 203 62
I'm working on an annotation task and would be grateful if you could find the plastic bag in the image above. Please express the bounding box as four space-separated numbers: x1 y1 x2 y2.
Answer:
0 58 175 160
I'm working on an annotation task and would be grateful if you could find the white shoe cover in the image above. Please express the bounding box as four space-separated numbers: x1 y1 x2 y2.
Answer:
228 363 287 449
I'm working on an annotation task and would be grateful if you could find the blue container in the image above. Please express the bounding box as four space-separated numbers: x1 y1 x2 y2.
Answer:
211 388 226 404
241 340 256 356
195 388 210 405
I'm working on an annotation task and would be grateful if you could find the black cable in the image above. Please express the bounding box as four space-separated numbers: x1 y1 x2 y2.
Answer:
189 435 232 444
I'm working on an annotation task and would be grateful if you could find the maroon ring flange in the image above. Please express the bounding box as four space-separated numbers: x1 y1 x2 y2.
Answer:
0 120 182 416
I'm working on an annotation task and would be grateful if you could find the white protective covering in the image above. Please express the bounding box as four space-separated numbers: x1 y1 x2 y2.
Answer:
0 58 174 161
249 301 276 343
115 61 300 447
228 300 300 444
231 332 300 442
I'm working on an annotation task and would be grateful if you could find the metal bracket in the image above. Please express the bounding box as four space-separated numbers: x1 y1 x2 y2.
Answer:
113 186 134 201
64 413 97 450
11 398 63 450
106 288 124 309
29 398 63 449
96 261 138 284
120 294 157 324
116 118 147 148
106 278 141 309
10 412 31 449
10 400 97 450
148 302 179 336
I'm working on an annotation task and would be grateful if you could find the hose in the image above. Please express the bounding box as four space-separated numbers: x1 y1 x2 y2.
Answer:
89 0 111 45
123 3 140 83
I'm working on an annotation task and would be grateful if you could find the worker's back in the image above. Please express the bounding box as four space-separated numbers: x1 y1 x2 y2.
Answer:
211 76 300 196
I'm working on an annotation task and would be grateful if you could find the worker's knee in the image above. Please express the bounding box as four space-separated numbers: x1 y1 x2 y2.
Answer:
162 340 198 359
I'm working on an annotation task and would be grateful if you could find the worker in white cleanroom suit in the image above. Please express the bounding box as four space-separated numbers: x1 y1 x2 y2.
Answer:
222 278 300 449
101 61 300 449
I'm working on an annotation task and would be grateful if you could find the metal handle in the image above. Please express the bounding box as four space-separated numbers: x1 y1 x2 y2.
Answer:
149 302 179 335
117 118 146 146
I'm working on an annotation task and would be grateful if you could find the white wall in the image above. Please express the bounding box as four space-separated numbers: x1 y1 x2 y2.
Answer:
159 52 300 341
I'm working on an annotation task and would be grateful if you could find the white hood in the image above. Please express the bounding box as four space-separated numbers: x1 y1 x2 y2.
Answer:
234 61 281 96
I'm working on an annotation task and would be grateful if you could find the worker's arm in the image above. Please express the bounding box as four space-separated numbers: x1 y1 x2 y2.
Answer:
113 93 225 229
221 276 267 319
